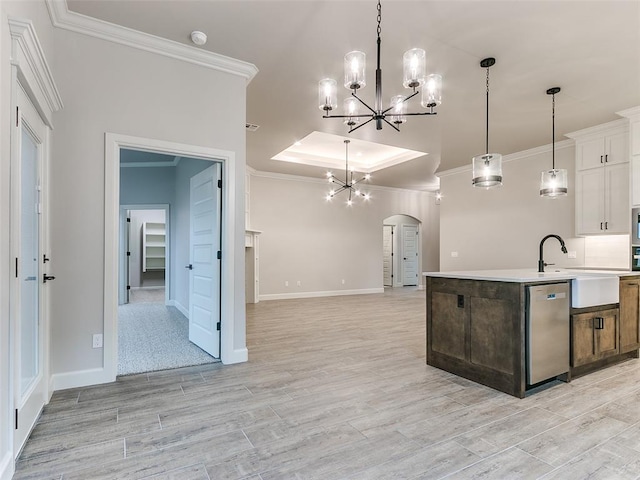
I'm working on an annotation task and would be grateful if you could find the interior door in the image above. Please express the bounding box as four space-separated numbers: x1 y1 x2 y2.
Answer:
188 164 222 357
12 85 49 456
402 224 419 286
383 225 393 287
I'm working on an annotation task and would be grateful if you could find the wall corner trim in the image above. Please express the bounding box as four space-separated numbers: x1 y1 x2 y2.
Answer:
45 0 259 83
223 348 249 365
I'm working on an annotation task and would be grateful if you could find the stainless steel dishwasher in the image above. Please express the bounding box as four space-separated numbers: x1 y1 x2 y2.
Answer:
526 282 570 385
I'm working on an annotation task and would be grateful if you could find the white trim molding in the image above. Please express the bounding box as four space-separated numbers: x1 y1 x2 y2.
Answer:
45 0 258 83
260 288 385 301
104 133 246 382
565 118 629 141
0 450 13 480
51 368 110 391
8 17 63 127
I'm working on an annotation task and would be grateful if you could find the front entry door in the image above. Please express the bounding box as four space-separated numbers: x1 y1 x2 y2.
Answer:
188 164 222 357
402 224 419 286
12 85 49 455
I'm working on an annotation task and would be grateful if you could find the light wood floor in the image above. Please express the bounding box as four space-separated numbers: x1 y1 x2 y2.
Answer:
13 287 640 479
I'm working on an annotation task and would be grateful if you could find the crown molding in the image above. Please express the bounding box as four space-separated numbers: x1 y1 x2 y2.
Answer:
565 118 629 140
437 139 574 178
9 17 63 127
45 0 258 83
617 106 640 122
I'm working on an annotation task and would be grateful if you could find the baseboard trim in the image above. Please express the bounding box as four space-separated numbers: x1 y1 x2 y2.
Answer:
168 300 189 318
0 450 13 480
222 347 248 365
260 288 384 301
51 368 114 391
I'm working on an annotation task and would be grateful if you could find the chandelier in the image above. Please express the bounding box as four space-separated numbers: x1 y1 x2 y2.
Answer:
326 140 371 205
318 0 442 133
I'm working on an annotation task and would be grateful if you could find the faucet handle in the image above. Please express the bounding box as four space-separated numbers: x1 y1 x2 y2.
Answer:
545 262 555 267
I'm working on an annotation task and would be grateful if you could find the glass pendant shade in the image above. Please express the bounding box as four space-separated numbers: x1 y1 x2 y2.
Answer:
390 95 407 124
344 51 366 90
402 48 426 89
343 97 360 126
318 78 337 111
540 168 568 197
421 74 442 108
472 153 503 188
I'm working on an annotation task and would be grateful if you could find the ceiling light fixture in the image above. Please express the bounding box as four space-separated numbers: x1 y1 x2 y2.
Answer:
326 140 371 206
540 87 567 198
318 0 442 133
472 57 502 188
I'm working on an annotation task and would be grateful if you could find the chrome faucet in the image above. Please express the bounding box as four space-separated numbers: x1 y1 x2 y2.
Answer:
538 234 568 272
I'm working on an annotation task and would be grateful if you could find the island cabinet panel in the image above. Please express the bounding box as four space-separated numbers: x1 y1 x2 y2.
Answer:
571 308 619 367
431 292 466 360
426 277 525 398
620 277 640 353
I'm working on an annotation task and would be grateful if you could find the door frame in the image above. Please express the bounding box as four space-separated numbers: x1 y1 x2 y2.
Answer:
119 205 170 306
104 133 242 383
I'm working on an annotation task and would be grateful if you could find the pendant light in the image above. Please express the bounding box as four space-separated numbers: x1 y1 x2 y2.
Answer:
472 58 502 188
540 87 567 197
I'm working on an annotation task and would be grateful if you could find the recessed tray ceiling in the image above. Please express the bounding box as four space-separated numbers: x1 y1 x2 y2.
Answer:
272 131 428 173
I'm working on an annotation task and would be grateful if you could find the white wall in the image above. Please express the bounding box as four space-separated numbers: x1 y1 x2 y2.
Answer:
250 172 439 299
48 28 247 377
439 143 587 271
0 2 55 477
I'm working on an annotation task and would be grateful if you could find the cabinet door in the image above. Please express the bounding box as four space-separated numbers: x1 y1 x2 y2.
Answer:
620 279 640 353
576 138 605 170
604 163 630 234
430 292 466 360
575 168 605 235
605 132 629 166
595 309 619 359
572 312 597 367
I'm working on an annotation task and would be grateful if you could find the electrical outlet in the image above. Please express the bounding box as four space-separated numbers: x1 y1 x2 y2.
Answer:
296 280 301 287
92 334 103 349
568 251 577 259
285 281 289 287
341 279 345 285
451 251 459 258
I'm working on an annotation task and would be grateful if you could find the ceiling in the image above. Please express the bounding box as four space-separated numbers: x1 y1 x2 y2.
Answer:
67 0 640 191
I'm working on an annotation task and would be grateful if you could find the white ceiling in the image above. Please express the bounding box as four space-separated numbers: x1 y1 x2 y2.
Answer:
67 0 640 191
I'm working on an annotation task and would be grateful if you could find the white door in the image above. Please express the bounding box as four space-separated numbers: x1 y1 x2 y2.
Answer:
12 85 49 455
402 224 419 286
383 225 393 287
188 164 222 357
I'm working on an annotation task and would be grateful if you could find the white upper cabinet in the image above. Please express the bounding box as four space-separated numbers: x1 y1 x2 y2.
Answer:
568 120 630 236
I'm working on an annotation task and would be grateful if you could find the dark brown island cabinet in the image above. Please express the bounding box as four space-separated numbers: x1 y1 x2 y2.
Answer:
425 274 640 398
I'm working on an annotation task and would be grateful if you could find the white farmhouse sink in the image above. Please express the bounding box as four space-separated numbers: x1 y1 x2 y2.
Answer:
571 276 619 308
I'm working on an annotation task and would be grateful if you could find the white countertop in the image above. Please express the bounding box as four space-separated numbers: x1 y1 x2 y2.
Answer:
423 268 637 283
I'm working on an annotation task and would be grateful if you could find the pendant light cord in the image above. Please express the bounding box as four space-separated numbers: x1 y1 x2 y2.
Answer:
485 65 490 155
551 92 556 170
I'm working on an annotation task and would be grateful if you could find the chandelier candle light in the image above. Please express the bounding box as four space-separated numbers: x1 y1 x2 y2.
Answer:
471 57 503 188
326 140 371 206
540 87 567 197
318 0 442 132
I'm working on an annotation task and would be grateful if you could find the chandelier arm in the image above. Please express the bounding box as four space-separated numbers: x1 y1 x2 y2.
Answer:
323 113 374 119
352 92 378 115
380 89 420 115
348 116 376 133
381 116 401 132
403 112 438 116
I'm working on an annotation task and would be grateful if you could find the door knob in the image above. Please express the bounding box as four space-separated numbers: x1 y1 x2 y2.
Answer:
43 274 56 283
185 264 193 270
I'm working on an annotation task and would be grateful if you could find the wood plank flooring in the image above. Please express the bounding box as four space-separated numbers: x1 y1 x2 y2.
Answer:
13 287 640 479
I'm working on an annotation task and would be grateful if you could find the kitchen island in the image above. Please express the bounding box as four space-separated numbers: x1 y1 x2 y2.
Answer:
424 269 640 398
